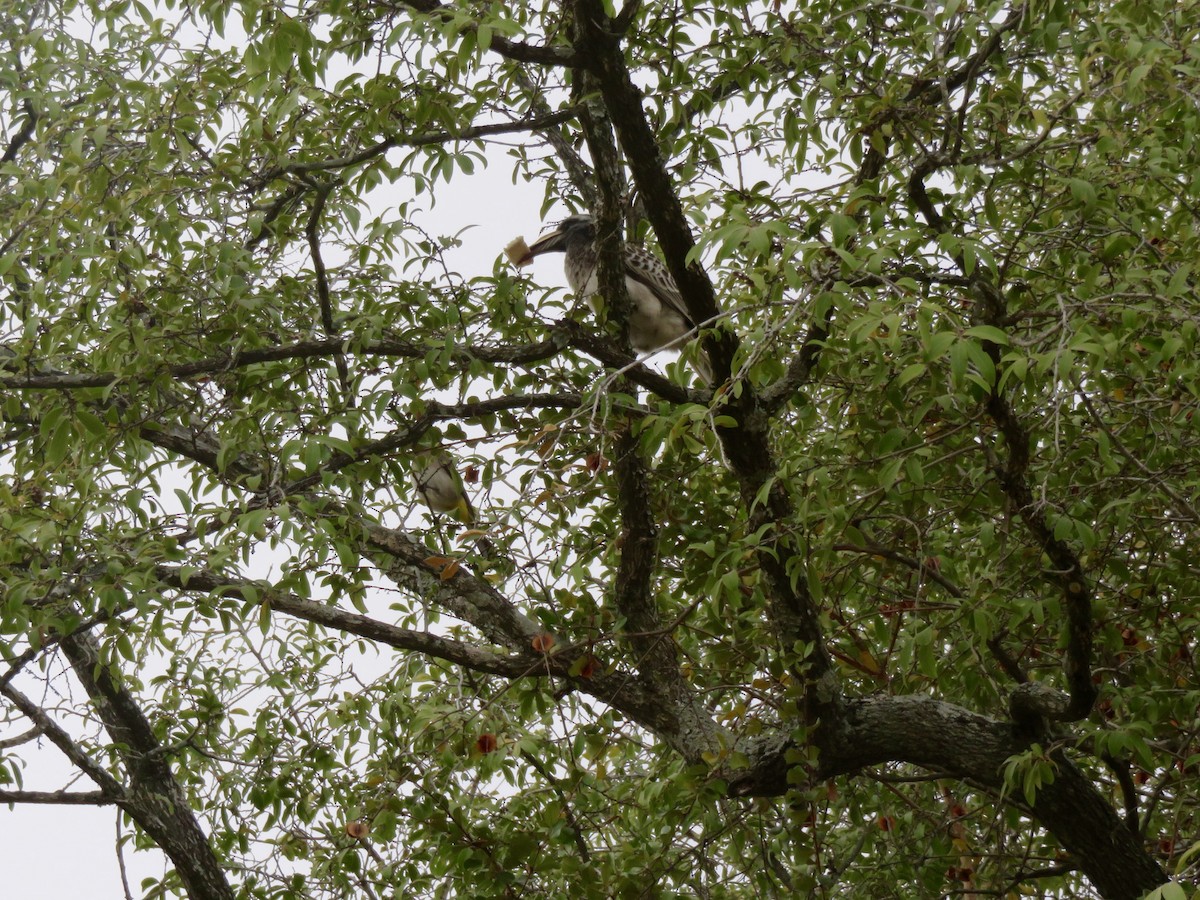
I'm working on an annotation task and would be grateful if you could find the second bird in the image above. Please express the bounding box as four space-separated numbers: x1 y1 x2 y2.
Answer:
414 450 475 525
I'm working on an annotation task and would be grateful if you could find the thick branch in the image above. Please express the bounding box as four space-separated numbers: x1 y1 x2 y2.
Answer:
154 563 724 762
733 695 1167 900
155 565 535 676
572 88 656 679
571 0 731 377
1 97 37 165
560 319 693 403
0 725 41 750
138 419 265 481
59 632 236 900
362 521 541 650
759 306 835 415
0 329 673 398
577 63 671 677
573 64 725 759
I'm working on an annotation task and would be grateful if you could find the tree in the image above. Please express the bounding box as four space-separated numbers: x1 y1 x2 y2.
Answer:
1 0 1197 896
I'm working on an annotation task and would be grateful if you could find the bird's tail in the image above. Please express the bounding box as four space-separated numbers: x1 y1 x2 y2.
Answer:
453 496 476 527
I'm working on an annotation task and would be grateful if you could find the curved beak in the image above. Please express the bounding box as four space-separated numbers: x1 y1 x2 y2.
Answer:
522 225 568 261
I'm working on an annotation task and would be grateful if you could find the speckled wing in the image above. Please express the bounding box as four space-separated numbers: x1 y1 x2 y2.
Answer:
622 245 696 328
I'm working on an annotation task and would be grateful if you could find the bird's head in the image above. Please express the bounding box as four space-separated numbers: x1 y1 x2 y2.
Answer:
519 214 595 261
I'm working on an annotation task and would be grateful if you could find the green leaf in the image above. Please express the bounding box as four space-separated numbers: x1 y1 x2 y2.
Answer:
896 362 926 386
963 325 1009 346
1141 884 1188 900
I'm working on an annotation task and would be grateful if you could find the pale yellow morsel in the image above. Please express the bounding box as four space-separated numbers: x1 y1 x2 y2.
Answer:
504 236 533 267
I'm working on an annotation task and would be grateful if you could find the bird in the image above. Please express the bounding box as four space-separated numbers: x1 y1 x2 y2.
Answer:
413 450 475 525
517 214 712 383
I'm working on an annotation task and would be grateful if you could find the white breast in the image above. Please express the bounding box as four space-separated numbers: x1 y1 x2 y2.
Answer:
574 269 692 353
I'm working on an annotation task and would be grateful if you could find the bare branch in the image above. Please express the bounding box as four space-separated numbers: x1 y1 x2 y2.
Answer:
0 788 112 805
264 109 582 181
908 167 1096 723
1076 383 1199 522
520 750 593 864
510 68 596 205
1 97 37 165
832 541 965 598
0 725 41 749
0 681 126 798
303 180 352 401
